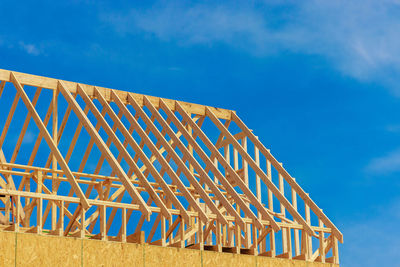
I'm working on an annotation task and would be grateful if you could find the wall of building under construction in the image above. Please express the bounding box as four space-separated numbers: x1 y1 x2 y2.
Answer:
0 230 338 267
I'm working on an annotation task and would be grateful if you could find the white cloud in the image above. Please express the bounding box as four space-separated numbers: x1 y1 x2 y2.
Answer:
19 41 40 56
287 0 400 93
103 0 400 94
103 3 273 51
366 148 400 174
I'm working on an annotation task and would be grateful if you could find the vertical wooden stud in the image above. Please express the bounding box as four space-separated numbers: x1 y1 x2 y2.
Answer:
287 227 292 259
51 87 58 231
279 171 288 253
241 137 251 248
198 219 204 250
266 158 275 257
58 200 64 236
100 205 107 241
161 214 166 246
180 217 185 248
254 138 263 253
319 219 326 263
37 197 42 234
333 236 339 264
14 195 20 232
5 194 10 226
80 206 86 239
121 208 127 243
305 203 312 259
292 185 300 256
36 171 43 234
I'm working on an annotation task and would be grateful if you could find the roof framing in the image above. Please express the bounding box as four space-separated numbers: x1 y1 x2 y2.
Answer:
0 69 341 264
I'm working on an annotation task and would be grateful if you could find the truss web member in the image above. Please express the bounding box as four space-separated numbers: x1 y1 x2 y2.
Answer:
0 194 7 225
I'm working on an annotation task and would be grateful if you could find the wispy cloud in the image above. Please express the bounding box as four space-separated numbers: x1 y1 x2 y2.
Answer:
19 41 40 56
103 3 274 52
366 148 400 175
103 0 400 94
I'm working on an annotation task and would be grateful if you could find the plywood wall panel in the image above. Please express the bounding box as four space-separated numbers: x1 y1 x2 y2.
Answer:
0 230 339 267
0 231 15 266
145 245 201 267
202 251 256 267
257 257 339 267
16 233 81 267
83 239 143 267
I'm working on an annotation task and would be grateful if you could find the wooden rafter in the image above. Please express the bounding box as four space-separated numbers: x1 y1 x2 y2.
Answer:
127 94 209 223
172 101 271 230
205 107 313 235
230 112 343 243
78 85 171 220
140 96 233 227
0 69 232 120
10 73 90 210
58 81 151 219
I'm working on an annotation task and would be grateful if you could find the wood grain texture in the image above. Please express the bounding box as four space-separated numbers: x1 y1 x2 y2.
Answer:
0 231 15 266
83 239 143 267
0 67 342 264
16 233 81 267
0 230 339 267
145 245 201 267
202 250 256 267
0 68 233 120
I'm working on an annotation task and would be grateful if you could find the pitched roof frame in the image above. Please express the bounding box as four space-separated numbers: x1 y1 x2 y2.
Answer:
0 69 341 264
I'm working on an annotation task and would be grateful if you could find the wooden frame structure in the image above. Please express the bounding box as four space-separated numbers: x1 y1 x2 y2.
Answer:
0 69 342 264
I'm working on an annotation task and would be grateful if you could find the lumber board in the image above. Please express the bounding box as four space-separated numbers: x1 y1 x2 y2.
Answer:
0 68 233 120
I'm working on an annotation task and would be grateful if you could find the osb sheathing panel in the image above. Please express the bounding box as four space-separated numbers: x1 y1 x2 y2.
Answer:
16 233 81 267
145 245 201 267
0 231 15 266
202 251 256 267
257 257 339 267
257 257 306 267
83 239 143 267
0 231 339 267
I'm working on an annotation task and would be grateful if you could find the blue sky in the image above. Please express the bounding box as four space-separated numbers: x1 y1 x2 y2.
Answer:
1 1 400 266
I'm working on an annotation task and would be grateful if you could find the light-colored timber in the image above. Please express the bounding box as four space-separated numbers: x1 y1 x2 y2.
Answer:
0 69 342 264
0 230 339 267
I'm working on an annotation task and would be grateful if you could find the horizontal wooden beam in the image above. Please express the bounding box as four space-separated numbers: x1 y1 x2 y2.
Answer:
0 188 332 233
0 69 234 120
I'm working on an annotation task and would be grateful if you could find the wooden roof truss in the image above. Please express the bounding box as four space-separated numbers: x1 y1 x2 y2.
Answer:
0 69 342 264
